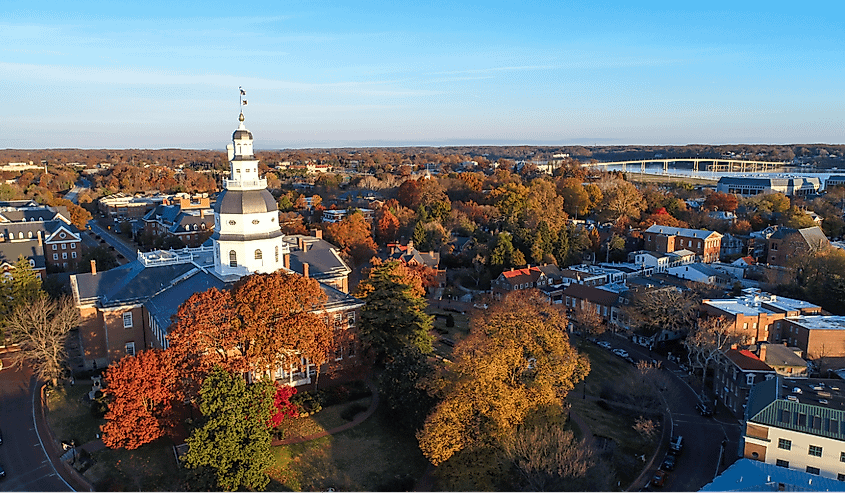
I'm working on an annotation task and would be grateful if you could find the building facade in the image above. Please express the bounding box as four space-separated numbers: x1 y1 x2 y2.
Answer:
642 225 722 263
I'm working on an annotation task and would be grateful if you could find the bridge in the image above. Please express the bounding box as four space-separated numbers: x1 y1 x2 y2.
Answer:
583 158 787 174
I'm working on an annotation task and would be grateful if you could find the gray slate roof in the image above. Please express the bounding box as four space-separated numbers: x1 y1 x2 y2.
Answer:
0 241 45 269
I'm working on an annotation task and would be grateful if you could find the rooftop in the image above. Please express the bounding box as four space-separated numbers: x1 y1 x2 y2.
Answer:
788 316 845 331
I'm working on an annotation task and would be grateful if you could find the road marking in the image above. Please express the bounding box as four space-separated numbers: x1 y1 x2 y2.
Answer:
31 379 76 492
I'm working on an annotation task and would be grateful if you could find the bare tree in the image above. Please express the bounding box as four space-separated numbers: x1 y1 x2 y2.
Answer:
684 316 746 388
573 302 606 338
622 287 698 339
6 294 79 386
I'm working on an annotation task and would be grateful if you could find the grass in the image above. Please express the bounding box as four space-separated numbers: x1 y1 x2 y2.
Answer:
567 336 665 490
83 438 183 491
427 305 471 359
45 383 105 446
275 396 372 440
268 406 428 491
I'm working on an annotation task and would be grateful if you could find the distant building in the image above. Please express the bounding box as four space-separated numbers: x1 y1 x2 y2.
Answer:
0 201 83 273
743 376 845 481
492 264 563 299
142 193 214 247
717 175 822 197
767 226 829 267
642 225 722 263
776 316 845 360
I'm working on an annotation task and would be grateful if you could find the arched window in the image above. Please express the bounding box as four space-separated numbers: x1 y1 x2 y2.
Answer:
275 245 279 263
229 250 237 267
255 249 262 260
28 231 33 238
18 232 24 239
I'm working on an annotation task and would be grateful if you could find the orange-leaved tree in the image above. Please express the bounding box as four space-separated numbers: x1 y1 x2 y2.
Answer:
100 349 179 450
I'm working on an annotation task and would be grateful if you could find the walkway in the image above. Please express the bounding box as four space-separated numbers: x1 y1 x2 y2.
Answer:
272 378 380 446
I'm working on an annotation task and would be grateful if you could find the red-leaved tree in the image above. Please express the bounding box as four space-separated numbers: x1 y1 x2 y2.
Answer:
269 384 299 427
100 349 179 450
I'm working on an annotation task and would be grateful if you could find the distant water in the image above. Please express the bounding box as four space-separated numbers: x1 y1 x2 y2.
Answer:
606 163 840 182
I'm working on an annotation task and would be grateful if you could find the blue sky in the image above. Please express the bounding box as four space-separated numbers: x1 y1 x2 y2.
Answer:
2 1 843 149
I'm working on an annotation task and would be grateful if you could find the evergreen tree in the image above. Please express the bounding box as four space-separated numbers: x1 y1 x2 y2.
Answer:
184 366 275 491
356 260 433 364
0 256 43 340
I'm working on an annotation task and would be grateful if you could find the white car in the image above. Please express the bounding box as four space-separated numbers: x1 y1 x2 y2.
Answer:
612 349 629 358
597 341 612 349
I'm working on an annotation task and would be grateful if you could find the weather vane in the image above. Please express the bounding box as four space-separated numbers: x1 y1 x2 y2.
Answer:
239 86 248 110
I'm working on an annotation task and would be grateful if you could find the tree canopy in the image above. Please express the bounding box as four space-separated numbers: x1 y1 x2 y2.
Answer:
417 291 589 466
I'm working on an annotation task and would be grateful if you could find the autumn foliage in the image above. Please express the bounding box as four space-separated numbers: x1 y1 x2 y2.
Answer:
101 349 179 450
269 384 299 427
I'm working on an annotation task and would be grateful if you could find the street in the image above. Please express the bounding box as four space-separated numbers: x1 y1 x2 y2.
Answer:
86 222 137 261
602 335 742 491
0 355 73 492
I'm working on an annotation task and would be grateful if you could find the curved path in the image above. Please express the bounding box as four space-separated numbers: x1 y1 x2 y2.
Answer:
272 378 380 446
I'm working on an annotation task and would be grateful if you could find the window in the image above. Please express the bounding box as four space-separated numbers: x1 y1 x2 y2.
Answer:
71 252 77 259
28 259 34 267
778 438 792 450
62 252 67 259
334 313 342 325
812 416 822 430
809 445 823 457
275 245 279 263
806 466 820 475
838 473 845 482
252 219 259 224
347 311 355 328
348 342 356 358
771 243 778 251
255 249 262 260
124 342 135 356
798 413 807 426
228 220 236 225
123 312 133 328
53 253 58 260
840 451 845 463
18 232 23 239
776 459 789 468
62 243 66 250
52 244 57 250
229 250 237 267
746 374 755 385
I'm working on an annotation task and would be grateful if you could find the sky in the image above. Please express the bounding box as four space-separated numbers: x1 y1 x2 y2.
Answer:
2 1 844 149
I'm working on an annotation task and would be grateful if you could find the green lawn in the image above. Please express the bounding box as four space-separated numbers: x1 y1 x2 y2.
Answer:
83 438 183 491
568 337 664 490
269 406 428 491
275 396 372 440
45 383 105 446
427 306 471 359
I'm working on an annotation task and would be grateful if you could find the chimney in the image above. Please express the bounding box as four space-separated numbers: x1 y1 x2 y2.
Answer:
759 344 768 362
730 343 738 350
90 259 97 275
407 240 414 252
37 230 42 246
303 262 309 278
311 228 322 239
298 237 304 251
283 253 290 270
200 209 205 218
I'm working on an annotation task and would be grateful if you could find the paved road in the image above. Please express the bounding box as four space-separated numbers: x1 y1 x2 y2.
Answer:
86 222 137 261
597 335 742 492
0 357 74 492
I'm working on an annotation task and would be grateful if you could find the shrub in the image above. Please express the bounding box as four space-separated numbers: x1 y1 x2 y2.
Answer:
340 403 368 421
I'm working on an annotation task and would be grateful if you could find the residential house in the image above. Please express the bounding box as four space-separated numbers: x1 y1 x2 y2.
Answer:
756 343 809 378
743 377 845 481
563 284 620 331
715 347 776 416
492 264 563 299
642 225 722 262
667 262 731 286
767 226 829 267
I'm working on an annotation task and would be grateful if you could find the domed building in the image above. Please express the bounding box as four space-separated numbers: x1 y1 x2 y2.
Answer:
71 105 361 384
212 112 289 278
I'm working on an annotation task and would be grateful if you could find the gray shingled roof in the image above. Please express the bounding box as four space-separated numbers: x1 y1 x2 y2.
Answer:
73 262 197 306
0 241 45 269
285 236 351 280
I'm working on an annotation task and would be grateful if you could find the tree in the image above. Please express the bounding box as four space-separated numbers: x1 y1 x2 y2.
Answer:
684 316 746 387
355 260 433 364
323 210 377 266
0 256 42 337
183 366 275 491
269 383 299 427
622 287 699 340
49 198 92 229
379 346 438 432
598 180 645 223
100 349 179 450
502 422 609 492
417 291 589 465
78 246 119 273
167 272 332 392
5 293 79 386
374 205 400 245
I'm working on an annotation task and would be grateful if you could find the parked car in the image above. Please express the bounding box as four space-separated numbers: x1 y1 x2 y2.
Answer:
696 402 713 417
612 349 629 358
669 435 683 454
624 356 636 365
0 463 5 478
597 341 612 349
661 454 676 471
651 469 667 487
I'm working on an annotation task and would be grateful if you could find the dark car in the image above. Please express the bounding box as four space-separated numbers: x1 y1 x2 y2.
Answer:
661 454 676 471
652 469 667 487
0 427 3 445
696 402 713 417
669 435 683 454
0 464 5 478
